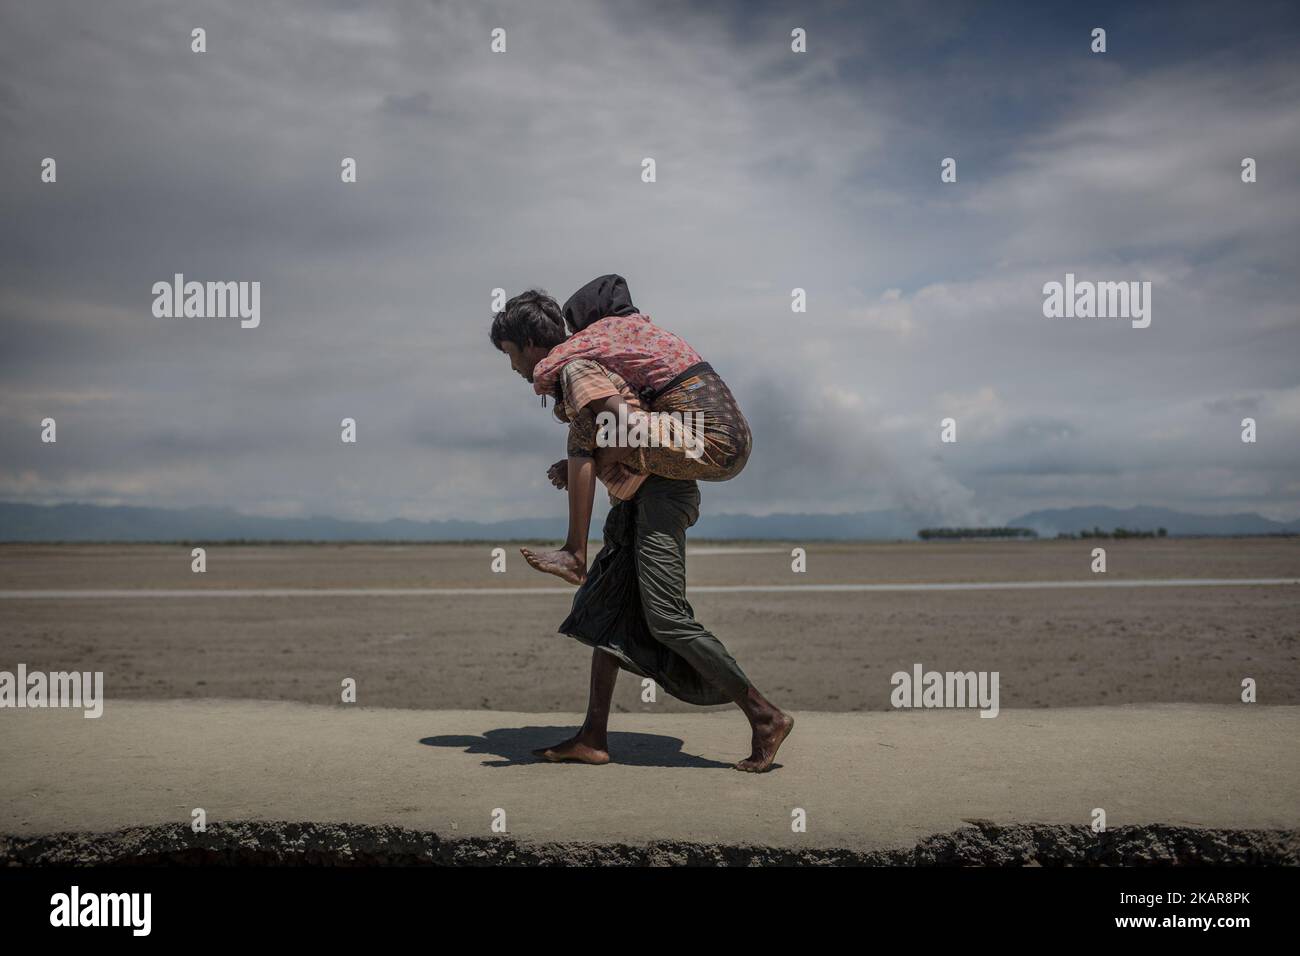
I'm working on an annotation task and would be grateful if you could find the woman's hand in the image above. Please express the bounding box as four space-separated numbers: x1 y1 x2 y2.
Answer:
547 459 568 489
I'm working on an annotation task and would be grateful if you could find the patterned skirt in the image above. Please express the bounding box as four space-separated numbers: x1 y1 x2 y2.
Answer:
566 363 750 484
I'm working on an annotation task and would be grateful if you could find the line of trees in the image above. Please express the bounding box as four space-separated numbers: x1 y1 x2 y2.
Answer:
1060 527 1167 539
917 527 1038 540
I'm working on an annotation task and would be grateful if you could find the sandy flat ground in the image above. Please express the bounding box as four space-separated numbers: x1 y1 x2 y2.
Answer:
1 700 1296 853
0 541 1296 713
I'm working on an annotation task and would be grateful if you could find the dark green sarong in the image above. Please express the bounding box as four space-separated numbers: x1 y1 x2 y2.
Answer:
558 476 752 706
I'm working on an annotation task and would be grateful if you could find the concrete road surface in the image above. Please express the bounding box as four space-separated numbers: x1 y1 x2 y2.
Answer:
2 700 1297 863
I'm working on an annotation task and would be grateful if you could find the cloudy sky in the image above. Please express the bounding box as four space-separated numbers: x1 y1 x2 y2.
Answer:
1 0 1298 527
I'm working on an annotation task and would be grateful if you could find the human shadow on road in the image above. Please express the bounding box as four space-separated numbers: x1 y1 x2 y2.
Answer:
421 725 734 768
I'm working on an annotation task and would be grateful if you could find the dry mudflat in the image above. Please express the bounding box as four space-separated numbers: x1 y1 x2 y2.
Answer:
1 540 1296 714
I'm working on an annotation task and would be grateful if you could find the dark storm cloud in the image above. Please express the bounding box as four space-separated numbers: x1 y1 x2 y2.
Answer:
380 91 435 117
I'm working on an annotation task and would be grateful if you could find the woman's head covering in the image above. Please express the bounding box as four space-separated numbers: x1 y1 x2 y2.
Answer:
561 274 637 333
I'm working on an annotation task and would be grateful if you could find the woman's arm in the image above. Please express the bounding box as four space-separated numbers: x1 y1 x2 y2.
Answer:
585 394 638 466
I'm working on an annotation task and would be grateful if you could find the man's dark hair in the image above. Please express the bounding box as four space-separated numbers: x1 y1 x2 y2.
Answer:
489 289 567 351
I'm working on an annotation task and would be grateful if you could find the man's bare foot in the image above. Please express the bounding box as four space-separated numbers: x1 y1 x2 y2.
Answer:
519 547 586 585
531 736 610 765
735 711 794 773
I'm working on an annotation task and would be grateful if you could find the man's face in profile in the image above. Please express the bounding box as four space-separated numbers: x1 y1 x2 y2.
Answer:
499 340 546 383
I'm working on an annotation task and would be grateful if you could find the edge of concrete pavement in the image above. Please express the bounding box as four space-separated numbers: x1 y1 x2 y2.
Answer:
2 699 1298 865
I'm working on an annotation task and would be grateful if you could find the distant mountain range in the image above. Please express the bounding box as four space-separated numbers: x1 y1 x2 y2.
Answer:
1 501 1297 542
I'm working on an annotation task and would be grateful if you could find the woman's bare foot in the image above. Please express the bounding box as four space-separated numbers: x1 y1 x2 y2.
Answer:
735 711 794 773
531 736 610 765
519 547 586 585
